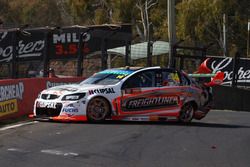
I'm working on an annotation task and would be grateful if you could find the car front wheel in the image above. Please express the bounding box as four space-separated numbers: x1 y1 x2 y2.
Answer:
87 97 110 122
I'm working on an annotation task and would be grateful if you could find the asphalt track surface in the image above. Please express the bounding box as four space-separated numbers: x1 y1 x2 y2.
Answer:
1 110 250 167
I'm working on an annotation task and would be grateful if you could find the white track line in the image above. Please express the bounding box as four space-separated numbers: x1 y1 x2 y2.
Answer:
0 121 38 131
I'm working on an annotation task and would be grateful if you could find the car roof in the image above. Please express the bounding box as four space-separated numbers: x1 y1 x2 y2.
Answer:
115 66 144 71
100 66 179 75
116 66 162 70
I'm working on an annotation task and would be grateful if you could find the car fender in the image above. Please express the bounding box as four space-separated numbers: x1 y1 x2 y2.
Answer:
85 86 121 112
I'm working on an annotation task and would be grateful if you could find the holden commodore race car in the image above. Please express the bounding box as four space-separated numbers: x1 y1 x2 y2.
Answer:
31 66 224 123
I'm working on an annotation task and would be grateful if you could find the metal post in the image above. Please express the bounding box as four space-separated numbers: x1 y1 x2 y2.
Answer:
125 40 131 66
11 30 18 78
223 13 228 57
247 20 250 57
232 51 240 88
201 47 207 61
167 0 176 68
172 44 177 69
147 23 153 67
43 30 50 77
173 40 184 70
157 54 160 66
179 57 184 71
77 31 84 76
101 38 108 70
107 54 111 69
147 41 153 67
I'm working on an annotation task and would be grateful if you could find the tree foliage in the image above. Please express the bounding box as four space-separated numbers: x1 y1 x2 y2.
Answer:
176 0 250 56
0 0 249 56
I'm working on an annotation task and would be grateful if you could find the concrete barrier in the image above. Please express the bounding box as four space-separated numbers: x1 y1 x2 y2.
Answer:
0 77 84 121
1 79 248 122
213 86 250 111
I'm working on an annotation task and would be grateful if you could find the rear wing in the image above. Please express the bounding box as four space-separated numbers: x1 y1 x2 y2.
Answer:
188 72 224 87
186 58 225 86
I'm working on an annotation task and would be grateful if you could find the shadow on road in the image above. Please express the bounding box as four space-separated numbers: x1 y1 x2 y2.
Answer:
186 122 250 128
46 120 250 129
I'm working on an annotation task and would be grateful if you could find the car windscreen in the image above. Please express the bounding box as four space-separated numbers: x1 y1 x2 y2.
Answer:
80 69 134 85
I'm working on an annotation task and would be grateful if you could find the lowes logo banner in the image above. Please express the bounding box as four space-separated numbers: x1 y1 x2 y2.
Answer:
201 57 250 86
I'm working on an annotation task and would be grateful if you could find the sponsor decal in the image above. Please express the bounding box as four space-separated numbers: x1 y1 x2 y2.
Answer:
53 32 91 57
62 104 79 115
0 32 8 42
99 69 134 75
115 75 127 79
0 82 24 117
0 32 11 62
0 37 45 62
122 96 179 111
46 81 78 89
204 57 250 86
0 99 18 117
18 40 45 58
0 82 24 101
89 88 115 95
62 107 78 113
53 33 90 44
36 101 57 109
0 45 12 62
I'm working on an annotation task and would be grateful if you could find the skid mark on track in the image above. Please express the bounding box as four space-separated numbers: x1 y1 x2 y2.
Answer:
41 149 79 157
7 148 30 153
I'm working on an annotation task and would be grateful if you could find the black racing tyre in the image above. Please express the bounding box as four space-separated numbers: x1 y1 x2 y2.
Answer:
87 97 110 122
179 103 195 123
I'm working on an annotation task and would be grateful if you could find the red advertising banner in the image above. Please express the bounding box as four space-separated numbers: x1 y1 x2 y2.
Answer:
0 77 84 121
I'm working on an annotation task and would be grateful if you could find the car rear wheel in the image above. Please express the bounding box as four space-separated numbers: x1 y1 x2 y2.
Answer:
87 97 110 122
179 103 194 123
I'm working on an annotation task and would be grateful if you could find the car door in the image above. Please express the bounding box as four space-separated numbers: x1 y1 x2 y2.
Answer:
118 69 182 116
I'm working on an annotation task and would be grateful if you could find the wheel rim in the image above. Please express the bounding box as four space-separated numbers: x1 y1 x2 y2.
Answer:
179 104 194 122
87 98 109 121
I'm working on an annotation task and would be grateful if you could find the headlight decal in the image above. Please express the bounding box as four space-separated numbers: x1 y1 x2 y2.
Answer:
38 93 41 99
62 93 86 101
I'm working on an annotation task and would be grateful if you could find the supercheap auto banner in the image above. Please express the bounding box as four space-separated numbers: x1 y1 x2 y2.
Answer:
0 77 84 120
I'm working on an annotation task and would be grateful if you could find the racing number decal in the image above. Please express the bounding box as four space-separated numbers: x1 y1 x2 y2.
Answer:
116 75 126 79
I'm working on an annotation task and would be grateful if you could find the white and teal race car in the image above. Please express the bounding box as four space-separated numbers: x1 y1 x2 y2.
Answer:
32 66 223 123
